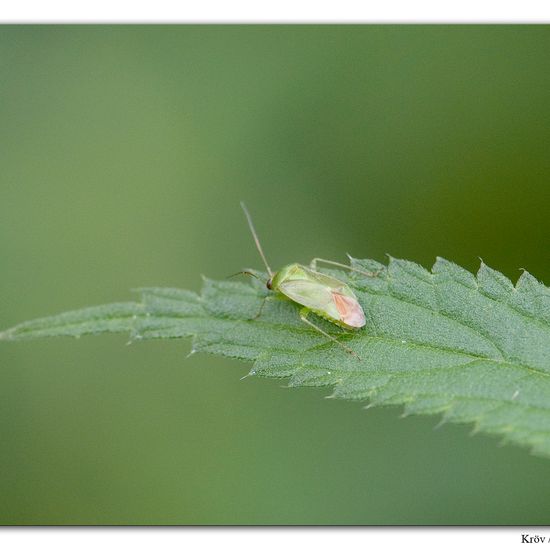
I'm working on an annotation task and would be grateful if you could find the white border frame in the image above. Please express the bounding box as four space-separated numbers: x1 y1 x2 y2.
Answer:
1 0 550 23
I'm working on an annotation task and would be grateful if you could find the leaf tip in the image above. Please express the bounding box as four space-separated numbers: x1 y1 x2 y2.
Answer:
433 416 449 430
0 328 14 341
240 369 256 381
469 423 481 436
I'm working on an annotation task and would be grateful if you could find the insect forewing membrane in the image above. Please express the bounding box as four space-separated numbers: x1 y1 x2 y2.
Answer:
332 292 366 328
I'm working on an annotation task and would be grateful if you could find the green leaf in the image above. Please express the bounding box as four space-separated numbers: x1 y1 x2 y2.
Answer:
2 258 550 458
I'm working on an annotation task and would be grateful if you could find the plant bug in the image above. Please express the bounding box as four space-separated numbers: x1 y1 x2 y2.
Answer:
239 202 378 357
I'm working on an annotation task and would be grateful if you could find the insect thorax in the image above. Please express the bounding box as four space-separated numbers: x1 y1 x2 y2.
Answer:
270 263 303 290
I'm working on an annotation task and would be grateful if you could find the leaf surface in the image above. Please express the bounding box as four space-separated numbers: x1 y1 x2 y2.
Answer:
2 258 550 457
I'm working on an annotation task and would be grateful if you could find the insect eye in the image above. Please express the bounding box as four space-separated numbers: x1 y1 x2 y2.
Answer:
266 279 273 290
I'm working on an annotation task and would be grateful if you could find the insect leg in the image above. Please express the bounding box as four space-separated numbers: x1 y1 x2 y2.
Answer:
299 308 360 359
226 271 270 320
252 295 268 320
309 258 382 278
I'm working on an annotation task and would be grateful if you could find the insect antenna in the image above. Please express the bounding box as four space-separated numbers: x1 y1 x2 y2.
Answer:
240 202 273 278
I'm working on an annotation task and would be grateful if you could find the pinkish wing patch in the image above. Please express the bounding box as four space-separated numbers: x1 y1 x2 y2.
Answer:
332 292 366 328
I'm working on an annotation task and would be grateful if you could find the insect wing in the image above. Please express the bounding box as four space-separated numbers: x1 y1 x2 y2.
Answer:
332 292 366 328
278 279 340 319
300 266 351 289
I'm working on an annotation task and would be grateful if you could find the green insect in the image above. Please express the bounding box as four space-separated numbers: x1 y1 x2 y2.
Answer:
240 203 378 357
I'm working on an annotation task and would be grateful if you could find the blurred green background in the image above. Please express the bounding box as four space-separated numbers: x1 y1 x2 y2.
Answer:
1 25 550 525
